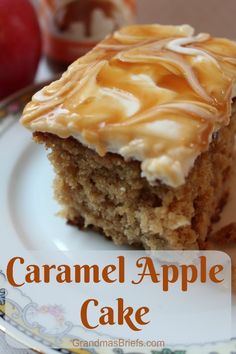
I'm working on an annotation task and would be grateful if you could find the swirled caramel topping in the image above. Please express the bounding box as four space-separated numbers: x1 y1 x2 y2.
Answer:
21 24 236 187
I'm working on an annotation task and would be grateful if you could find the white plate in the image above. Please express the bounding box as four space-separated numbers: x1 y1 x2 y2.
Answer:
1 84 236 354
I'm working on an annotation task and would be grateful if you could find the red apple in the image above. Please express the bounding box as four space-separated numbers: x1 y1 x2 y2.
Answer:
0 0 41 100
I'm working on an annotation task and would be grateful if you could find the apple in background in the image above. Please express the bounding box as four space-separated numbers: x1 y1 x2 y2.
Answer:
0 0 42 100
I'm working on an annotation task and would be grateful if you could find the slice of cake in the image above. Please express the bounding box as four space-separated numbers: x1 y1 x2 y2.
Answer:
21 24 236 250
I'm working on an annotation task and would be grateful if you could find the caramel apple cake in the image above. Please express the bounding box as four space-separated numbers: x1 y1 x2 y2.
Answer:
21 24 236 250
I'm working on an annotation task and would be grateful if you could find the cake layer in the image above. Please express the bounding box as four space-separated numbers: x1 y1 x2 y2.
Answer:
33 105 236 250
21 24 236 187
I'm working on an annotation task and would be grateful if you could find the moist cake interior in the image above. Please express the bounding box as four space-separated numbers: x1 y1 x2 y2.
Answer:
34 102 236 249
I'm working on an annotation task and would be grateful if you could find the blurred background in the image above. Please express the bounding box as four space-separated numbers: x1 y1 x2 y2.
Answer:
138 0 236 38
1 0 236 101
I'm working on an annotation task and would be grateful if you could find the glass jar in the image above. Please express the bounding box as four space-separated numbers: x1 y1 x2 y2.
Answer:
39 0 136 72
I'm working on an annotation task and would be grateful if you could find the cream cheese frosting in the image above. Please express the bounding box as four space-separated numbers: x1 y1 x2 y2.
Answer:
21 24 236 187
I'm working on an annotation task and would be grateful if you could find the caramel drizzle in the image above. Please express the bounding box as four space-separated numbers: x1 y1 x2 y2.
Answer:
21 25 236 186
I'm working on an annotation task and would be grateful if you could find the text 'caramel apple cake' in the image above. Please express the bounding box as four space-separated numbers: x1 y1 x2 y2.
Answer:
21 24 236 250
